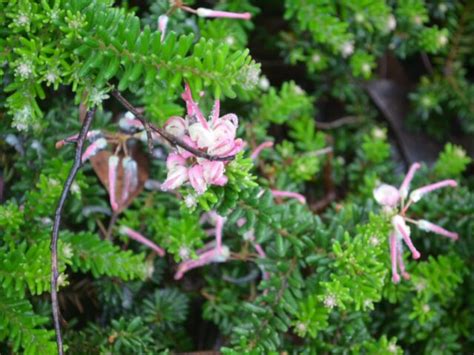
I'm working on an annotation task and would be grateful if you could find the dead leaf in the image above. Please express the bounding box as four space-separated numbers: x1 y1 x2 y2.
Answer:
366 79 442 165
90 142 149 213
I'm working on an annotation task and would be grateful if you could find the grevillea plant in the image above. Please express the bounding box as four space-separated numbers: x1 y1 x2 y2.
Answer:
0 1 473 354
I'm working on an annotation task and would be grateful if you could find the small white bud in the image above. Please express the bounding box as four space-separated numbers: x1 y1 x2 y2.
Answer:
413 15 422 25
295 322 307 334
71 182 81 195
392 215 410 239
362 63 371 74
438 34 448 46
438 3 448 13
95 138 108 150
293 85 304 95
323 294 337 309
387 15 396 31
409 189 423 203
17 14 29 26
225 36 235 46
196 8 214 18
15 61 33 80
212 245 230 262
184 195 197 208
57 273 68 287
341 41 354 57
354 13 364 23
258 76 270 91
124 111 135 120
62 243 74 259
372 127 386 139
243 229 255 241
179 246 191 260
369 236 380 246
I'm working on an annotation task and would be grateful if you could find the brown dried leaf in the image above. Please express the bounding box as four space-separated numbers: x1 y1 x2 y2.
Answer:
90 144 149 213
366 79 442 165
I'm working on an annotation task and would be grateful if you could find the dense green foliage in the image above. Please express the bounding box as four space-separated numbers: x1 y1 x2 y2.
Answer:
1 0 473 354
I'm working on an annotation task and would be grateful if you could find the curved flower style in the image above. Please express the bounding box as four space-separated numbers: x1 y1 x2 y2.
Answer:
174 212 229 280
373 163 459 283
161 84 243 195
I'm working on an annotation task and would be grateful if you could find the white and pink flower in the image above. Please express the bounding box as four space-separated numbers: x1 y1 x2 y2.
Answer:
161 84 243 195
374 162 459 283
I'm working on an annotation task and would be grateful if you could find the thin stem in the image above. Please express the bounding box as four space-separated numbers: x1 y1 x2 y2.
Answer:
315 116 361 129
111 90 235 162
105 211 119 241
50 108 96 355
420 52 434 75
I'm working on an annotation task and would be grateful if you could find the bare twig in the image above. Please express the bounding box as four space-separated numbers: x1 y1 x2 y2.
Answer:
310 140 336 213
315 116 361 129
105 211 119 241
50 108 96 355
111 90 235 162
420 52 434 75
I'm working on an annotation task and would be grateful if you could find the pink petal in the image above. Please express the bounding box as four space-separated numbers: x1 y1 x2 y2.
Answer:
166 152 186 170
120 226 165 257
188 164 207 195
158 15 169 42
219 113 239 127
196 8 252 20
399 162 421 199
164 116 187 138
417 220 459 240
390 233 400 283
182 83 208 129
373 184 400 207
251 141 274 160
211 99 220 124
410 180 458 202
201 161 225 183
177 136 199 159
271 189 306 204
161 165 188 191
108 156 119 211
214 214 225 252
212 175 228 186
189 122 214 149
397 243 410 280
393 216 420 259
81 138 107 163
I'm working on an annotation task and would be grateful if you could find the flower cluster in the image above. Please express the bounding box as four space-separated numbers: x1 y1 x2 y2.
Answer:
161 84 243 195
373 163 459 283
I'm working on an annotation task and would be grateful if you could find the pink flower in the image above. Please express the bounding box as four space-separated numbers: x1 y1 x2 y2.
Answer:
108 155 119 211
374 163 459 283
121 157 138 203
158 15 169 42
119 226 165 257
119 112 144 132
196 8 251 20
174 245 230 280
55 130 102 149
161 153 228 195
271 189 306 204
81 138 107 162
251 141 273 160
373 184 400 208
161 84 243 195
177 4 252 21
174 212 229 279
